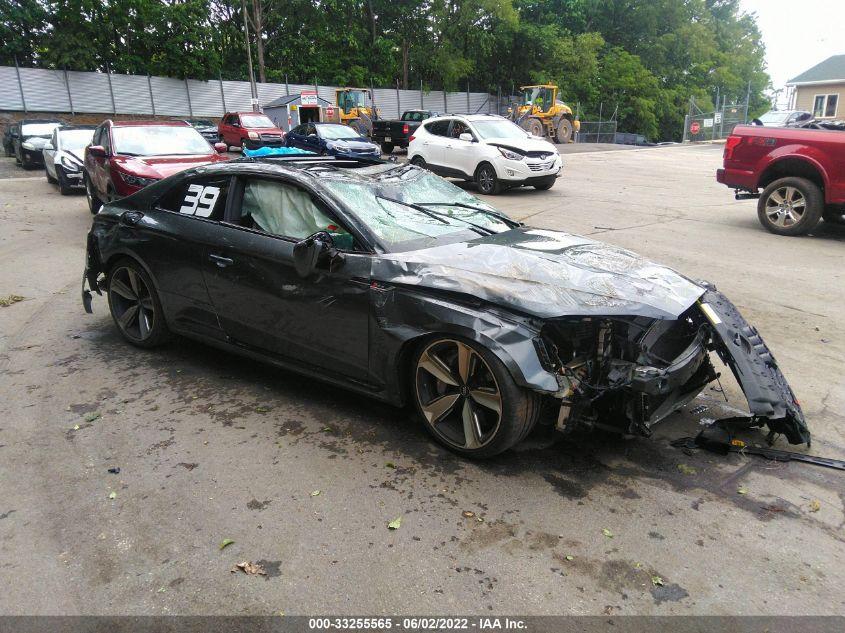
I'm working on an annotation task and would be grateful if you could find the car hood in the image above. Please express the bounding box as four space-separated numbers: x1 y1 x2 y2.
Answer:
373 228 705 319
23 136 51 149
485 136 558 154
329 138 377 150
113 153 228 178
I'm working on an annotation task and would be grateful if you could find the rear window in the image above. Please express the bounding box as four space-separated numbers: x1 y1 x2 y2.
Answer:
402 112 427 122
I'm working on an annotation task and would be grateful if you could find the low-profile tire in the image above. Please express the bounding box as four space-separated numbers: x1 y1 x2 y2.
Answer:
381 142 394 154
476 162 501 195
757 177 823 236
410 155 427 169
533 176 556 191
107 259 171 348
554 117 573 144
57 167 73 195
412 336 540 458
46 167 57 184
85 174 102 214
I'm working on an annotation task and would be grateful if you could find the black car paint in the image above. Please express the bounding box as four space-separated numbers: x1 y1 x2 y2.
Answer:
83 157 810 446
371 111 440 148
9 118 64 167
285 124 380 157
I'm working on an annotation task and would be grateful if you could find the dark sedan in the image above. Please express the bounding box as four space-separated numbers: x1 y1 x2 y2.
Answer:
285 122 380 157
82 155 809 458
7 119 64 168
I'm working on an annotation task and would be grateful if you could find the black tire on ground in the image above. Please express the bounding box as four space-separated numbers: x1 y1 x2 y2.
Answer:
555 117 573 143
107 258 171 349
533 176 556 191
526 118 544 138
381 142 394 154
757 176 823 236
46 167 57 184
410 155 427 169
57 167 73 195
475 162 501 195
412 336 540 459
85 174 102 214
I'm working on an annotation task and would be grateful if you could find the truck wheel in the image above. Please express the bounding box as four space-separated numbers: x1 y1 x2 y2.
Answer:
526 118 544 138
757 177 823 236
381 142 394 154
555 118 573 143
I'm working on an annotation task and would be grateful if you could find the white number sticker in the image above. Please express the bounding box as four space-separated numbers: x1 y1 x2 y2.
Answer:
180 184 221 218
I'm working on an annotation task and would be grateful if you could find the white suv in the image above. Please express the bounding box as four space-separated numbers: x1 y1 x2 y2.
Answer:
408 114 562 194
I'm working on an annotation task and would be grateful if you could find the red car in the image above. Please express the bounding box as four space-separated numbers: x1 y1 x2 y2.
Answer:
717 123 845 235
218 111 285 151
84 120 229 214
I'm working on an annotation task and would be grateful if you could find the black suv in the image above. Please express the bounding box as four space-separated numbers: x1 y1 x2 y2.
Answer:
5 119 64 168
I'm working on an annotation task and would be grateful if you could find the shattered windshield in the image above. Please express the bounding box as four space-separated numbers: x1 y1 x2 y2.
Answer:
321 165 514 251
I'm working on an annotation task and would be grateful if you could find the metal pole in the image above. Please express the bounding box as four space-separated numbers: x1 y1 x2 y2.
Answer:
396 79 400 119
148 75 156 115
683 114 689 142
443 87 447 113
597 102 603 144
285 74 289 96
420 79 424 109
64 67 74 115
242 0 258 111
744 80 751 123
184 78 193 117
14 56 27 112
466 80 470 113
497 85 501 115
219 74 227 113
105 63 116 114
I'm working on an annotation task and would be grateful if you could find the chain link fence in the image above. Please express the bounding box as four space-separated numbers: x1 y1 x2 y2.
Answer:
683 98 749 142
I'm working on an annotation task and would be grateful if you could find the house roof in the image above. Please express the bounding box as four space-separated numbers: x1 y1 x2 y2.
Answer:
787 54 845 85
263 94 331 108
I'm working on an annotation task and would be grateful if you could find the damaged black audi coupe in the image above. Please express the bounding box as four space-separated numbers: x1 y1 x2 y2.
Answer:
82 155 809 457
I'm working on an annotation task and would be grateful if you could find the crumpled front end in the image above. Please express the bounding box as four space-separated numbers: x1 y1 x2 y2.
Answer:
536 288 809 445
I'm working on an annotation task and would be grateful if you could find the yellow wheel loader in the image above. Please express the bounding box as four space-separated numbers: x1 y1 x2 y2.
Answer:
509 84 580 143
335 88 380 136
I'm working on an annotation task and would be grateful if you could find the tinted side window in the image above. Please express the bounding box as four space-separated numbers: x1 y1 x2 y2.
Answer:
425 120 450 136
291 125 304 135
158 175 230 220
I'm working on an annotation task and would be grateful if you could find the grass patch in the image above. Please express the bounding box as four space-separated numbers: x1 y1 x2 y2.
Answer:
0 294 25 307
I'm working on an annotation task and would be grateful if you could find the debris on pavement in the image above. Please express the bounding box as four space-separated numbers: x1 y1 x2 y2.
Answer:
388 517 402 530
737 486 748 495
462 511 475 518
83 412 101 423
602 528 614 538
219 539 235 550
385 462 396 469
108 491 117 500
230 561 267 576
651 575 665 587
676 464 697 475
0 294 25 307
310 490 321 497
107 467 120 474
809 500 821 513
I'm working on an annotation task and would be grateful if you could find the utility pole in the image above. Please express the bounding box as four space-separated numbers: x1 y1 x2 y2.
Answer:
242 0 258 111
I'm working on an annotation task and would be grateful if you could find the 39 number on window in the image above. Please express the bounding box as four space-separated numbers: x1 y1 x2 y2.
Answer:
180 184 221 218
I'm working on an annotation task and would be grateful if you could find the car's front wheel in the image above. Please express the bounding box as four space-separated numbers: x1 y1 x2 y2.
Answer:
85 175 102 214
57 167 73 195
757 177 823 236
46 167 57 184
108 259 170 348
476 163 501 195
412 337 540 458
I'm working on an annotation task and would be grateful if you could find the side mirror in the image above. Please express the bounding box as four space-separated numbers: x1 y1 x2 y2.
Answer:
458 133 474 143
214 142 228 153
88 145 107 158
293 231 335 278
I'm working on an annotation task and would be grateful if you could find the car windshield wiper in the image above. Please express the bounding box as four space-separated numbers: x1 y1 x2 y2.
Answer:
416 202 521 227
375 195 494 236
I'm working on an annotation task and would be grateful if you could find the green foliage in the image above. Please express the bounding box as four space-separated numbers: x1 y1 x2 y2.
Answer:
1 0 770 140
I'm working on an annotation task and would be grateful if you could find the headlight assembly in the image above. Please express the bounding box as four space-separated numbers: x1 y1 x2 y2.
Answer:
497 147 524 161
248 131 259 140
119 173 157 187
60 156 81 171
22 142 36 151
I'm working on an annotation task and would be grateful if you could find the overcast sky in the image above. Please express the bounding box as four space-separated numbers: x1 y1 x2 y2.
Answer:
739 0 845 90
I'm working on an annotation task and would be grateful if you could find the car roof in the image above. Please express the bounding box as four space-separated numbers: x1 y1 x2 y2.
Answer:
226 111 271 116
19 119 64 124
58 124 97 131
109 120 191 128
425 114 505 123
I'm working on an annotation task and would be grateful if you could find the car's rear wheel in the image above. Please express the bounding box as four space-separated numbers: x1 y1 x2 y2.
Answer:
476 163 501 195
412 337 539 458
381 142 394 154
85 175 102 214
757 177 823 236
410 155 427 169
108 259 170 348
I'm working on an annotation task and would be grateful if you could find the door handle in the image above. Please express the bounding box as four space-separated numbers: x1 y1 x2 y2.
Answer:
209 254 234 268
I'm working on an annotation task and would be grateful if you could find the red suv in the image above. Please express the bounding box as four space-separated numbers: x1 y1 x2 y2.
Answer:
218 111 285 151
84 120 229 214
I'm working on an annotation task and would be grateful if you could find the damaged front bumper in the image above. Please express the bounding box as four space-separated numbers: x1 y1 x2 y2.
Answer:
544 288 810 446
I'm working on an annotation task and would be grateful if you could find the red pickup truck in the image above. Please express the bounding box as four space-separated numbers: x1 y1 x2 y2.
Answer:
717 124 845 235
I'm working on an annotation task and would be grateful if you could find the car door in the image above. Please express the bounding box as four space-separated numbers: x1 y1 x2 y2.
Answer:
303 124 322 153
420 119 450 170
134 173 233 340
44 129 58 178
201 175 371 380
444 120 478 178
87 124 111 198
286 125 307 149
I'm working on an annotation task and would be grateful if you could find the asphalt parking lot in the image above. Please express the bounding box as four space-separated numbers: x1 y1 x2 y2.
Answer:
1 143 843 616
